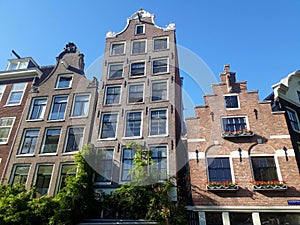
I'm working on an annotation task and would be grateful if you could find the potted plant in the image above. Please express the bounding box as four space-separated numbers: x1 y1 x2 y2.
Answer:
250 180 287 191
206 181 238 191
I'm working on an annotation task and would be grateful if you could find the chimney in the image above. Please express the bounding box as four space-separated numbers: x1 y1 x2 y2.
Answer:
220 64 236 93
220 64 231 83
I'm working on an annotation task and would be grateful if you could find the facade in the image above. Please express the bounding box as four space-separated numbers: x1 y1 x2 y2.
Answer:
2 43 98 196
0 56 42 182
90 9 183 199
186 65 300 225
267 70 300 172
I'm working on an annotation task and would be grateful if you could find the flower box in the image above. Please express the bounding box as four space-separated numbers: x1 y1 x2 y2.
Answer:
206 181 238 191
250 180 287 191
222 129 254 138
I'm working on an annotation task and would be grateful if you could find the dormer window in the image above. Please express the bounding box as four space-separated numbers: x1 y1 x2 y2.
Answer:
224 94 239 109
56 74 73 89
135 25 145 35
7 61 28 71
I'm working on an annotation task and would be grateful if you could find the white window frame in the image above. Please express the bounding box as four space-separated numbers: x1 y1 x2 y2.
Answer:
127 83 144 104
149 108 168 137
224 94 240 110
149 144 169 182
70 94 90 118
107 63 124 79
55 74 73 89
130 61 146 77
153 36 169 51
131 39 147 54
18 129 40 156
93 148 115 185
120 146 136 182
6 60 29 71
135 24 145 35
0 117 15 144
55 163 77 194
124 110 143 139
33 164 54 196
221 116 250 133
63 126 85 154
151 80 168 101
110 42 126 55
27 97 47 121
40 128 61 155
152 58 169 75
48 95 68 121
0 84 6 102
286 107 300 133
98 112 119 140
104 85 122 105
6 82 27 106
10 164 31 185
206 155 235 183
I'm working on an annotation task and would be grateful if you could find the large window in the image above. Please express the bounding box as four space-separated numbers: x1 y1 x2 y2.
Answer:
111 42 125 55
94 148 114 183
10 165 30 185
152 58 168 74
99 113 118 139
128 84 144 103
6 82 27 105
0 84 6 101
131 40 146 54
251 156 278 181
71 94 89 117
40 128 61 154
207 157 232 182
125 111 142 137
49 96 68 120
0 117 15 144
224 95 239 109
149 145 167 181
64 127 84 153
153 37 168 51
108 63 123 78
19 129 39 155
56 74 72 89
56 164 77 192
152 81 167 101
286 108 300 132
105 86 121 105
121 148 136 181
150 109 167 136
130 62 145 76
28 98 47 120
222 117 247 132
34 165 53 196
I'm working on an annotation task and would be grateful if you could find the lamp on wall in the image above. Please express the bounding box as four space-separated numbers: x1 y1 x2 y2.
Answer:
210 112 214 121
237 148 242 162
195 149 199 164
283 146 288 161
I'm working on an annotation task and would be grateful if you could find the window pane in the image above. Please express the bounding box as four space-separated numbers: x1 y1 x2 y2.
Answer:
223 117 247 132
100 113 118 139
19 130 39 154
56 75 72 88
132 40 146 54
50 96 68 120
12 83 26 91
94 149 114 182
230 213 253 225
287 109 300 131
57 164 76 191
136 25 144 34
207 157 232 182
251 156 278 181
153 59 168 74
30 98 47 120
7 92 22 105
65 127 84 152
150 110 167 135
121 148 136 181
41 129 61 153
154 38 168 50
0 85 6 101
206 212 223 225
0 118 14 143
125 112 142 137
111 43 125 55
149 146 167 180
105 86 121 104
128 84 143 103
35 165 53 196
108 64 123 78
224 96 239 109
130 62 145 76
72 95 89 117
152 81 167 101
11 165 30 185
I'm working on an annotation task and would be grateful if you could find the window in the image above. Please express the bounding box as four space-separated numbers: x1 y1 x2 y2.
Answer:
135 25 145 35
71 94 89 117
286 108 300 132
153 37 168 51
28 98 47 120
49 96 68 120
105 86 121 105
56 74 72 89
130 62 145 76
207 157 232 182
297 91 300 103
94 148 114 183
6 82 27 105
152 81 167 101
149 145 167 181
111 42 125 55
0 84 6 101
19 129 39 155
56 164 76 192
34 165 53 196
10 165 30 185
251 156 278 181
121 148 136 181
7 61 28 70
0 117 15 144
131 40 146 54
108 63 123 78
40 128 61 154
222 117 247 132
224 95 239 109
125 111 142 137
152 58 168 74
150 109 167 136
99 113 118 139
64 127 84 153
128 84 144 103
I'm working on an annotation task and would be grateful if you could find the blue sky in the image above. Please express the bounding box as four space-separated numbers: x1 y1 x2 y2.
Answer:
1 0 300 117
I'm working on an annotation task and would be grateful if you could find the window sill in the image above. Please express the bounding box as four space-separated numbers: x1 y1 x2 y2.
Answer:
129 75 146 78
152 72 170 76
0 142 8 145
252 185 287 191
151 99 169 103
149 134 169 138
107 77 124 80
26 119 44 122
128 102 144 105
222 133 254 138
122 136 143 140
38 153 58 156
98 138 117 141
62 151 78 156
54 87 72 90
103 104 121 107
131 52 147 56
69 116 88 119
16 153 35 157
4 104 22 107
110 53 126 57
47 119 65 123
153 48 169 52
225 108 240 110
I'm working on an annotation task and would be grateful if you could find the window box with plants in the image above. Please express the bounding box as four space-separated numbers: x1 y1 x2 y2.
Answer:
222 129 254 138
250 180 288 191
206 181 238 191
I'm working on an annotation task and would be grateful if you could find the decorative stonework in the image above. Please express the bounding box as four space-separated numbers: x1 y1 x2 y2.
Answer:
165 22 176 31
106 31 116 38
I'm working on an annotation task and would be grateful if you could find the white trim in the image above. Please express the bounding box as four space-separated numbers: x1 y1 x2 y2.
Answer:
5 82 27 106
93 147 114 185
110 41 126 56
55 162 77 194
124 110 143 138
107 62 124 79
33 164 55 196
0 84 6 102
98 112 119 140
127 83 144 104
130 60 146 77
187 138 206 142
48 95 68 121
55 74 73 89
63 126 85 153
148 144 169 182
27 97 48 120
104 85 122 105
206 156 236 183
18 128 40 155
70 93 91 117
148 108 168 136
231 150 249 159
152 57 169 75
286 106 300 133
153 36 169 51
135 24 145 35
189 151 205 160
40 127 61 154
270 135 291 139
275 148 295 156
151 79 168 102
0 117 15 144
221 115 250 132
9 164 31 185
224 93 240 110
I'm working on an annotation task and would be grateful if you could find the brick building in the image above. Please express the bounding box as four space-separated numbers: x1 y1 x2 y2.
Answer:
186 65 300 225
90 9 183 201
2 43 98 196
0 56 42 182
